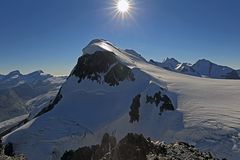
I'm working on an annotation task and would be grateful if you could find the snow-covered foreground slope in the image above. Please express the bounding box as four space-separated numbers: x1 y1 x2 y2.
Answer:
3 39 240 160
140 63 240 159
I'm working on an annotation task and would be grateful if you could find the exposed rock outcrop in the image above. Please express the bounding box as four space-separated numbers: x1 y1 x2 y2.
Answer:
72 51 135 86
61 133 221 160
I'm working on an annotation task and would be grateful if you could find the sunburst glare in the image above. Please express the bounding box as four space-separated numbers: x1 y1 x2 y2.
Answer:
110 0 135 21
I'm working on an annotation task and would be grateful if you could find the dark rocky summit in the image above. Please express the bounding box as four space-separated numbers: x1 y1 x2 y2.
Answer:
72 51 135 86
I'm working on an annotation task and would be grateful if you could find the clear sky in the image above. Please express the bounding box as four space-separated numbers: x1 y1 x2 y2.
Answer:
1 0 240 75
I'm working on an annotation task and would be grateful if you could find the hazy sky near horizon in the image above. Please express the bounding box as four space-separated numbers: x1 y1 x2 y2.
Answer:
1 0 240 75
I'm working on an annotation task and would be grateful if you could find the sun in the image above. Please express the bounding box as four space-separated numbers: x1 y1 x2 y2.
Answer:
110 0 135 20
117 0 130 13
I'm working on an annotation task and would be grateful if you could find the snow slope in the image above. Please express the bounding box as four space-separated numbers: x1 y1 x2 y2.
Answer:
3 39 240 160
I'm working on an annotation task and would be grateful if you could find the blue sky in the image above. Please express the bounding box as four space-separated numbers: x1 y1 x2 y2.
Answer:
1 0 240 75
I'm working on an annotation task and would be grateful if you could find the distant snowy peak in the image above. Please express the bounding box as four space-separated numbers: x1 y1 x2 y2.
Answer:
162 57 180 65
2 70 46 78
0 70 65 89
161 58 181 70
24 70 52 84
4 70 22 79
25 70 44 76
7 70 22 76
175 63 200 76
192 59 215 76
192 59 240 79
149 58 180 71
151 58 240 79
0 70 66 122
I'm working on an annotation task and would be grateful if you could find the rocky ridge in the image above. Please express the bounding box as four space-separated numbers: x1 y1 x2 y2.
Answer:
61 133 222 160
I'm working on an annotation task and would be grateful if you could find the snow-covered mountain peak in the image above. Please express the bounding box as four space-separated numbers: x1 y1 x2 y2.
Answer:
162 57 180 64
81 39 146 69
150 57 180 71
0 70 66 123
25 70 43 76
1 70 22 81
31 70 44 74
25 70 51 77
6 70 22 78
2 39 240 160
88 38 108 45
197 58 211 62
175 63 200 76
161 58 181 70
192 59 240 79
3 39 177 160
194 58 212 66
151 57 240 79
0 70 64 90
149 58 180 71
71 49 136 87
82 39 116 55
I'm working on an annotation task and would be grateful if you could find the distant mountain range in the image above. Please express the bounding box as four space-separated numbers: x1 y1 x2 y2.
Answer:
150 58 240 79
0 70 66 122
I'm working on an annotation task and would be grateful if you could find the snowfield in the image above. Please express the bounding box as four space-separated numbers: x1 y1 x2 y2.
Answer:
140 62 240 159
3 39 240 160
